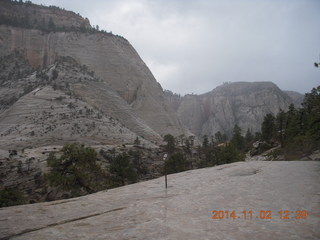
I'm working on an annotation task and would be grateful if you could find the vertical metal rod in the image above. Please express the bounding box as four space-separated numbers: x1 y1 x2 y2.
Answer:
163 153 168 189
165 173 167 188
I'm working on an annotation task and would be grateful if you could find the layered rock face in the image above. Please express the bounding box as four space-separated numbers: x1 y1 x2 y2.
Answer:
0 55 160 149
0 0 91 30
168 82 296 138
0 1 188 142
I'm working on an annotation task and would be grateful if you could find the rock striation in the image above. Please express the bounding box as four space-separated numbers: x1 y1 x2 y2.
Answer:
0 0 189 142
0 56 160 149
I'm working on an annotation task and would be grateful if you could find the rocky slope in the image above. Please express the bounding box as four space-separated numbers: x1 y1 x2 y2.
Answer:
0 55 161 149
0 0 189 141
0 143 166 204
166 82 297 138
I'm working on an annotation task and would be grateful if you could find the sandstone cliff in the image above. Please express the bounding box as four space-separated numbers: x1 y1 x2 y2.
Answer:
167 82 295 138
0 0 91 31
0 55 162 148
0 0 189 141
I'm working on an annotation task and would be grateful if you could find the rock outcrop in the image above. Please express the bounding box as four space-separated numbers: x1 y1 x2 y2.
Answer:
0 0 91 31
0 0 189 142
167 82 295 138
0 56 160 149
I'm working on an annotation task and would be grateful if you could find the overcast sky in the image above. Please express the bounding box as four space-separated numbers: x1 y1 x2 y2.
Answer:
32 0 320 95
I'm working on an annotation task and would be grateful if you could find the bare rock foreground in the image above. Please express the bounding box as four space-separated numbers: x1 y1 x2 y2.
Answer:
1 161 319 240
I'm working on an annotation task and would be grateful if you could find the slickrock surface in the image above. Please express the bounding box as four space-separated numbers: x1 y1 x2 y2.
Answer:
1 161 319 240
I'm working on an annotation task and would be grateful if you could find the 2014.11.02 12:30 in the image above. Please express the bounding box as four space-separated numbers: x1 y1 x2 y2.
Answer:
211 210 309 220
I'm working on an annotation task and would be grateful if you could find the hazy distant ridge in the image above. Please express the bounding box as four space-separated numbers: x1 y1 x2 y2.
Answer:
165 82 302 138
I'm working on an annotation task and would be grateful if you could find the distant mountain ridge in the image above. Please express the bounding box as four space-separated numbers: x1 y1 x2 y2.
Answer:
165 82 303 138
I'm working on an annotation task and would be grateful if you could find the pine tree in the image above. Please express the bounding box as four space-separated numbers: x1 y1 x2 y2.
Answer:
202 135 209 148
245 128 254 150
109 153 137 186
231 124 245 151
163 134 175 153
285 104 299 143
302 86 320 143
46 143 106 194
276 109 286 147
215 131 223 144
216 143 244 164
258 85 320 158
165 152 187 174
261 113 275 143
134 136 141 146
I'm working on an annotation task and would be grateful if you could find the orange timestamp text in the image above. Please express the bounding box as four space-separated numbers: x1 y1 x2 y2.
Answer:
211 210 309 220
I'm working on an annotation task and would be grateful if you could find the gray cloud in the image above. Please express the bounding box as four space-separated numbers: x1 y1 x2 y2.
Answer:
31 0 320 94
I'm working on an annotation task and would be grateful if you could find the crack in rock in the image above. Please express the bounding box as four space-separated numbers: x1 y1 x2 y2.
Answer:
229 169 261 177
2 207 126 240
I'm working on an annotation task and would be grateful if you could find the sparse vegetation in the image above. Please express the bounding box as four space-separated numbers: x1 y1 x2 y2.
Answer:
52 69 58 80
55 96 65 101
46 143 107 196
257 85 320 159
109 153 137 187
134 136 141 146
261 113 276 143
165 152 188 174
0 0 125 38
128 149 148 175
0 188 24 208
163 134 175 153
